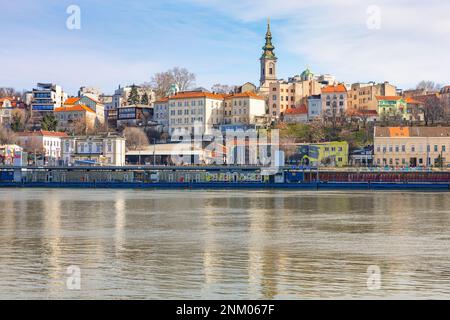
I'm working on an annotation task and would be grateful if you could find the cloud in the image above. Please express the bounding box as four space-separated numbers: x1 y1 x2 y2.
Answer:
186 0 450 88
1 0 448 93
0 48 162 95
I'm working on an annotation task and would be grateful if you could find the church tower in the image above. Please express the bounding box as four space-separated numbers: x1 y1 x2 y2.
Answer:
259 18 277 91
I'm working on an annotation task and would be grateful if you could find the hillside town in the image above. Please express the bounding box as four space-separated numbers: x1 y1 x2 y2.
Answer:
1 20 449 170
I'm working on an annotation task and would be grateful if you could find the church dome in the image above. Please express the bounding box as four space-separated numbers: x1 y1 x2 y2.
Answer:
300 68 314 81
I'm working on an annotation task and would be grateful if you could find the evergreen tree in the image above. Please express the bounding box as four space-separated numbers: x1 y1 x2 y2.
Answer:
41 113 58 131
127 85 140 105
11 116 22 132
141 92 149 105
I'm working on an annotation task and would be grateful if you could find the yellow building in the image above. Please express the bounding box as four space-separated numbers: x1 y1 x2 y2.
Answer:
374 126 450 167
293 141 349 167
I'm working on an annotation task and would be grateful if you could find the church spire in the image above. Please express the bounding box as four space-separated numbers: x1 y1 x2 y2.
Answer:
262 17 276 59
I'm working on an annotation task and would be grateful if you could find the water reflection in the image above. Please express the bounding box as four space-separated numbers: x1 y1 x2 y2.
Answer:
0 189 449 299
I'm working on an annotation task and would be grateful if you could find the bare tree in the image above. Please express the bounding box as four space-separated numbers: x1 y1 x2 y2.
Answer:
416 81 442 92
151 72 174 99
0 125 17 144
440 93 450 124
70 117 88 135
22 136 45 165
422 95 444 125
0 87 22 98
150 67 196 99
211 84 237 94
171 67 195 92
123 127 149 150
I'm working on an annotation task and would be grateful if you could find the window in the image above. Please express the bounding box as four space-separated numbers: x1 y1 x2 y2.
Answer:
272 95 277 101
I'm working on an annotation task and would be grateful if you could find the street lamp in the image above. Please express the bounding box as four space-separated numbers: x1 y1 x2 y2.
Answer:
153 138 156 166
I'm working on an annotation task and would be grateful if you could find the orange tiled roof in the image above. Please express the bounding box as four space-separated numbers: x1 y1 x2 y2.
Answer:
405 97 423 104
376 96 402 101
225 91 265 100
375 126 450 138
285 105 308 115
321 84 347 93
17 130 68 137
64 97 80 105
389 127 410 137
54 104 95 113
169 91 225 100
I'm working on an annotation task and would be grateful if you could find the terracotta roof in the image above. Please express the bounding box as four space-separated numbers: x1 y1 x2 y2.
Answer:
376 96 402 101
375 126 450 138
54 104 95 113
17 130 68 137
405 97 423 104
321 84 347 93
285 105 308 115
225 91 265 100
64 97 80 105
169 91 225 100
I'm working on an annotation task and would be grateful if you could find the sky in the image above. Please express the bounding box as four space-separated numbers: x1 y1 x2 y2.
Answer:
1 0 449 95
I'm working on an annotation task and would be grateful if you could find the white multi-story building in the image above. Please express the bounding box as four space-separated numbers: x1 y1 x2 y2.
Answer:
61 136 126 166
168 91 225 135
16 130 68 164
223 92 266 125
31 83 67 112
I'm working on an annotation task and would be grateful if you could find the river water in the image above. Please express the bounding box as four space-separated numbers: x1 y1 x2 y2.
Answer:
0 188 449 299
